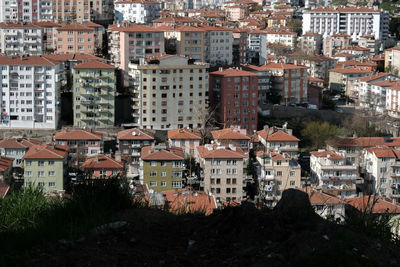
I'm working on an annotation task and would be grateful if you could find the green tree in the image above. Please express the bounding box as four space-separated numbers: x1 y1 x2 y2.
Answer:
245 158 256 178
287 19 302 35
301 121 339 150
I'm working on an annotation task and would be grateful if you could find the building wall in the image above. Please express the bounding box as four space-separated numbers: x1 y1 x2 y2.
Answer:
114 2 161 24
176 30 206 62
142 159 184 192
169 139 200 156
56 29 95 54
24 157 66 192
207 30 233 66
0 26 42 55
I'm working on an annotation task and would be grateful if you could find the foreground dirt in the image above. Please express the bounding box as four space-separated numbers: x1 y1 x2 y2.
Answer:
18 205 400 267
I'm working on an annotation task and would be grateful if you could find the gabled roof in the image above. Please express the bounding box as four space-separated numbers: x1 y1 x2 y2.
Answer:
73 60 115 69
0 138 41 149
141 146 184 160
364 147 398 158
303 188 346 205
82 154 124 170
0 55 59 66
162 189 217 215
0 156 13 171
168 128 201 140
117 128 154 141
346 196 400 214
360 72 389 83
0 22 42 29
211 68 258 77
211 128 250 140
43 53 103 62
110 24 163 32
24 145 67 159
257 129 300 142
57 24 93 31
310 150 345 159
196 146 246 159
329 67 372 74
326 137 400 148
262 62 308 70
54 129 103 140
0 184 10 198
35 21 61 27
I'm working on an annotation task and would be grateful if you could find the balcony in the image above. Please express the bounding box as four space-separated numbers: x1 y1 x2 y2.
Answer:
320 175 360 181
320 165 357 171
5 31 18 36
80 99 93 105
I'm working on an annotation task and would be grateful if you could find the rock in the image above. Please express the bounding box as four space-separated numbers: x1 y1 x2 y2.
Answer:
274 189 315 219
323 235 329 241
188 240 196 247
90 221 128 234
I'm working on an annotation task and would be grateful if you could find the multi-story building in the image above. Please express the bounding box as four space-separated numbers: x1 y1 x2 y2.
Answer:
241 64 272 108
23 144 68 193
358 35 381 55
117 128 154 162
168 128 201 156
384 47 400 73
108 24 164 85
358 73 393 113
196 143 246 204
35 21 60 53
82 154 124 178
328 67 372 93
266 29 297 49
303 7 390 41
0 55 62 129
232 28 248 65
83 21 104 54
56 24 95 55
247 29 267 65
175 26 206 62
211 127 251 153
256 151 301 207
292 55 336 82
0 138 41 167
261 62 308 105
54 129 103 167
257 125 300 159
323 33 351 57
114 0 161 24
72 60 115 128
226 5 248 21
386 81 400 119
0 0 40 23
200 25 233 66
209 68 258 131
140 145 185 192
310 149 361 198
128 55 209 129
0 23 43 55
297 32 322 55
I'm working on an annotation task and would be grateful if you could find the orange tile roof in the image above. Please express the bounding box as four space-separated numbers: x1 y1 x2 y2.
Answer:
256 150 290 160
196 146 246 159
43 53 103 62
0 184 10 198
82 21 104 28
54 129 103 140
302 188 346 205
302 32 322 37
331 53 357 58
331 33 351 38
326 137 400 148
0 138 41 149
162 189 217 215
211 128 250 140
0 55 59 66
339 60 377 68
310 150 345 159
141 146 184 160
342 45 370 51
82 154 124 169
360 72 389 82
262 62 308 70
110 24 163 32
175 25 205 32
35 21 61 27
0 22 42 29
24 144 67 159
211 68 258 77
117 128 154 140
57 24 93 31
73 60 115 69
0 156 13 172
168 128 201 140
364 147 397 158
329 67 372 74
257 129 300 142
345 196 400 214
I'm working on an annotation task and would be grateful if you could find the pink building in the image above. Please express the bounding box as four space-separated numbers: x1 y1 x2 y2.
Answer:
56 24 95 54
36 21 61 52
168 128 201 156
82 154 124 178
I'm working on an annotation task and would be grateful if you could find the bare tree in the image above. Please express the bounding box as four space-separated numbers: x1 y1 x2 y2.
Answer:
194 105 218 145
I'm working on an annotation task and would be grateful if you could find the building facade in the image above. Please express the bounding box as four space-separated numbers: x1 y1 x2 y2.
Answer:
114 0 161 24
0 23 43 55
56 24 95 55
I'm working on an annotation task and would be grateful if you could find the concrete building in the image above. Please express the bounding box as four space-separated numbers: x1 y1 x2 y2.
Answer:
303 7 390 41
82 154 124 178
56 24 95 55
0 0 40 23
140 145 185 192
0 138 41 167
72 60 116 128
128 55 209 129
23 144 68 193
200 25 233 67
384 47 400 73
322 33 351 57
247 29 267 65
114 0 161 24
298 32 322 55
386 81 400 119
358 73 393 113
196 143 246 204
241 64 272 107
0 22 43 55
257 125 300 159
310 149 361 198
175 26 206 62
35 21 60 53
358 35 381 55
117 128 154 161
211 127 251 153
0 55 62 129
232 28 248 65
256 151 301 207
328 67 373 93
292 55 336 82
168 128 201 157
266 29 297 49
209 68 258 131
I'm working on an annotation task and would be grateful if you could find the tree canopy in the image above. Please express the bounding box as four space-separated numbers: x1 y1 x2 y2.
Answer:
301 121 339 150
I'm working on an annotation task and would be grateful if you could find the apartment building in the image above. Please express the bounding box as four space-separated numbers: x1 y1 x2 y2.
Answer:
266 29 297 49
82 154 124 178
0 138 41 167
83 21 104 53
175 26 206 62
72 60 115 128
35 21 60 52
0 0 41 23
0 55 62 129
362 146 400 203
257 125 300 158
328 67 373 93
256 151 301 207
117 128 154 163
241 64 272 107
293 55 336 82
358 73 393 113
56 24 95 55
384 47 400 72
297 32 322 55
323 33 351 57
128 55 209 129
108 24 164 85
386 81 400 119
140 145 185 192
310 149 360 198
23 144 68 193
114 0 161 24
209 68 258 131
0 23 43 55
196 144 246 204
168 128 201 156
247 29 267 65
232 28 248 65
200 25 233 66
211 127 251 153
54 129 103 167
303 7 390 41
358 35 381 55
226 5 248 21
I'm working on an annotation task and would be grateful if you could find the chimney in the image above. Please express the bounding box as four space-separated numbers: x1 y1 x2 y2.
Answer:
263 124 269 131
115 151 122 162
218 67 223 72
95 154 99 162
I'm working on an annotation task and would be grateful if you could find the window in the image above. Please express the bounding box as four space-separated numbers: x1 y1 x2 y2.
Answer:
161 161 166 167
161 171 166 177
38 171 44 177
48 171 55 176
232 178 237 184
290 171 295 176
216 178 221 184
380 178 387 184
26 160 31 166
150 181 157 187
49 182 55 187
277 160 282 166
150 171 157 176
150 161 157 166
48 160 54 165
172 181 182 188
38 182 45 187
277 171 282 176
226 188 231 193
211 178 215 184
290 181 295 186
25 171 32 177
161 181 166 187
38 161 44 166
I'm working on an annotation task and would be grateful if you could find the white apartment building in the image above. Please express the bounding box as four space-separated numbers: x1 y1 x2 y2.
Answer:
266 29 297 49
201 25 233 67
310 149 361 198
0 23 42 55
297 32 322 55
0 0 38 23
114 0 161 24
128 55 209 129
358 73 394 113
303 7 390 41
0 55 62 129
362 146 400 203
247 29 267 65
39 0 53 21
386 82 400 119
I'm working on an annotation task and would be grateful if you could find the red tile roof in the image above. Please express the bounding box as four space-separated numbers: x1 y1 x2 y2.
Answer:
141 146 184 160
0 156 13 172
162 189 217 215
57 24 93 31
54 129 103 140
310 150 345 159
0 22 42 29
364 147 398 158
329 67 372 74
197 145 246 159
326 137 400 148
0 138 41 149
257 129 300 142
24 145 68 159
175 25 205 32
168 128 201 140
359 72 389 82
117 128 155 141
109 24 163 32
346 196 400 214
43 53 103 62
82 154 124 169
211 128 250 140
211 68 258 77
303 188 346 205
0 184 10 198
35 21 61 27
0 55 59 66
73 60 115 69
262 62 308 70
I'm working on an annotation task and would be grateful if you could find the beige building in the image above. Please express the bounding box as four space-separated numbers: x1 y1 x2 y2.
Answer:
56 24 95 55
128 55 209 129
168 128 201 157
298 32 322 55
385 47 400 73
323 33 351 57
256 151 301 207
358 35 381 55
176 26 206 62
36 21 61 53
196 144 246 205
257 125 300 159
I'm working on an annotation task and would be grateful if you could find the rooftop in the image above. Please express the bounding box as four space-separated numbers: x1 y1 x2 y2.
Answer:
117 128 154 141
54 129 103 141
